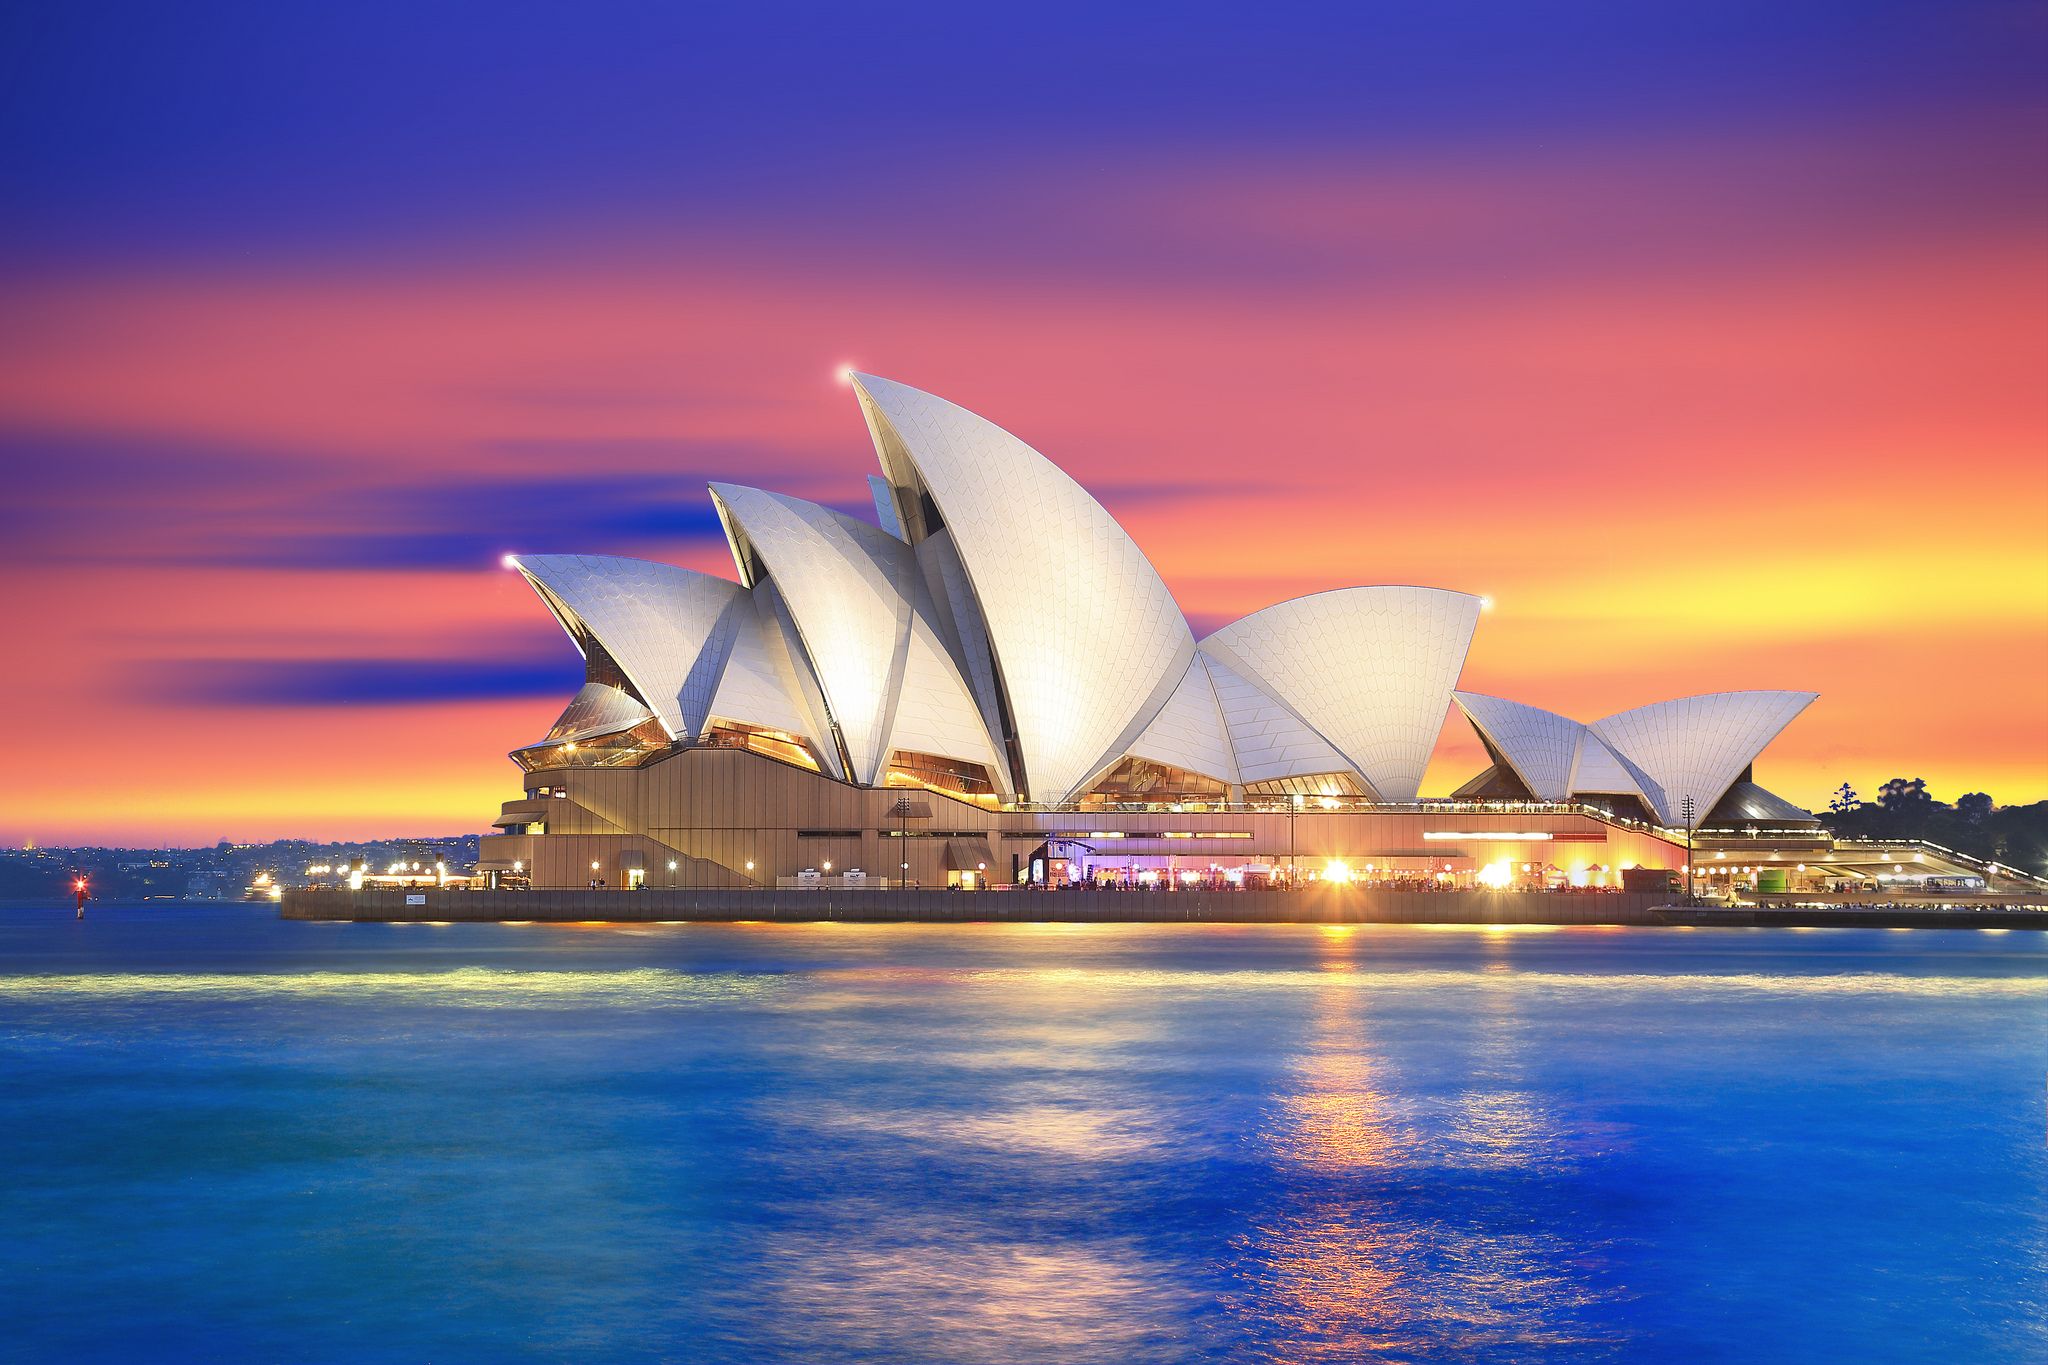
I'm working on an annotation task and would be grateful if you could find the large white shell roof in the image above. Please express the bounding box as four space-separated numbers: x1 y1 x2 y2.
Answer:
849 372 1195 803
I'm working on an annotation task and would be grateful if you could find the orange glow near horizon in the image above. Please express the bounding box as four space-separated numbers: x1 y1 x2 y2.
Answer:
2 137 2044 845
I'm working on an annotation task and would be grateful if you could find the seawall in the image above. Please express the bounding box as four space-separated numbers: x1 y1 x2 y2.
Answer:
279 887 2047 928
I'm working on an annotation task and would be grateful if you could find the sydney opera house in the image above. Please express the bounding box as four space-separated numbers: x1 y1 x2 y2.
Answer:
480 373 1824 892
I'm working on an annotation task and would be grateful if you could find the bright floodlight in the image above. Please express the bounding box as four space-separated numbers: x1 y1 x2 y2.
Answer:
500 554 520 570
835 364 856 385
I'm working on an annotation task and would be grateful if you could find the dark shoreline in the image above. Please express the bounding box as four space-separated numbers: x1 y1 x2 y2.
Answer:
280 886 2048 929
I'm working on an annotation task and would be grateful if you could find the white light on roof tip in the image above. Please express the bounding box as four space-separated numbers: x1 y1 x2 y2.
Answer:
500 554 519 570
835 364 856 384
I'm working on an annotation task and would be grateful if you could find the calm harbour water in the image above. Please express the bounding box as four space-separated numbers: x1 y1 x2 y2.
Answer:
1 905 2042 1364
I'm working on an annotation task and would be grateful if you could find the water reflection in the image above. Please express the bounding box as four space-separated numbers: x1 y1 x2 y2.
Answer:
1231 928 1619 1361
2 914 2042 1364
756 1217 1191 1364
732 961 1195 1362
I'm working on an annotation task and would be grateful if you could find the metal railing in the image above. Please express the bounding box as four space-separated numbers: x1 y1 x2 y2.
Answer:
1829 837 2048 887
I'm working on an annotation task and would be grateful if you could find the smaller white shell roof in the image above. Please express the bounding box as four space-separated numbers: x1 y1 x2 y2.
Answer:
509 552 830 759
542 682 656 745
1567 731 1644 799
1126 656 1240 785
1710 781 1816 824
1591 690 1818 825
1203 587 1481 801
1453 692 1581 800
710 484 915 783
508 554 754 741
1196 652 1352 784
886 615 1007 782
706 587 826 750
710 482 1002 786
1454 691 1649 805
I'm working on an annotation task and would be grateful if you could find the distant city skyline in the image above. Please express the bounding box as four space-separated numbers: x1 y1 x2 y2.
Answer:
3 3 2043 843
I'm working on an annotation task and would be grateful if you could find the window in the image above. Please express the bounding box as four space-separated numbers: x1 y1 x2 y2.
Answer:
884 750 997 799
1080 758 1227 807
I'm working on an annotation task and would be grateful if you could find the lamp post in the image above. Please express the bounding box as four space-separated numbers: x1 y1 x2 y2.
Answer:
1681 795 1697 905
887 795 928 889
1289 793 1303 889
892 795 910 888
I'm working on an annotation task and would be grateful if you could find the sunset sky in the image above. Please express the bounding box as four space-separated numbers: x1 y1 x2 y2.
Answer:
3 2 2044 845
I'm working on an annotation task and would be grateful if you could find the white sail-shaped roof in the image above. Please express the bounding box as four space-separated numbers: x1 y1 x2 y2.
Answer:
1199 652 1352 785
510 553 833 760
541 681 657 745
710 484 909 783
887 617 1008 789
867 474 906 541
849 372 1195 803
1452 692 1581 800
1202 587 1481 801
508 554 754 741
1453 691 1648 804
1126 656 1240 785
1711 781 1816 824
1568 730 1644 798
1590 690 1818 825
913 528 1012 789
709 482 1000 787
706 585 830 758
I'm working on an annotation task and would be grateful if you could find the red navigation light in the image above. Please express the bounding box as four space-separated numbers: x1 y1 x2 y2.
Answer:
73 878 87 890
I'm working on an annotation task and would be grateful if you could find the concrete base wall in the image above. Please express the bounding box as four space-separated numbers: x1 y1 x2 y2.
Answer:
284 886 1673 924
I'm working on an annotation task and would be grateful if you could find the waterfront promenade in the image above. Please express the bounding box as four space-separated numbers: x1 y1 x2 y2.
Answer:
282 886 2047 929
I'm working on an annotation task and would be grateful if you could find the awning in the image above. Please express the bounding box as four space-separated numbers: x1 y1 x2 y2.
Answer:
944 838 995 872
1819 862 1965 879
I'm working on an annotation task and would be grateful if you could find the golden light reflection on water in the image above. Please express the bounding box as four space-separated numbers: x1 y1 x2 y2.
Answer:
1445 971 1555 1170
1240 934 1425 1355
1229 927 1617 1360
3 962 2039 1005
803 1098 1165 1160
1270 931 1398 1172
758 1229 1192 1364
0 967 782 1007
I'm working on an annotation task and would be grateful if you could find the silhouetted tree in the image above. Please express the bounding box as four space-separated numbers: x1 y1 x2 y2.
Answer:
1878 777 1935 812
1828 782 1860 813
1956 792 1993 823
